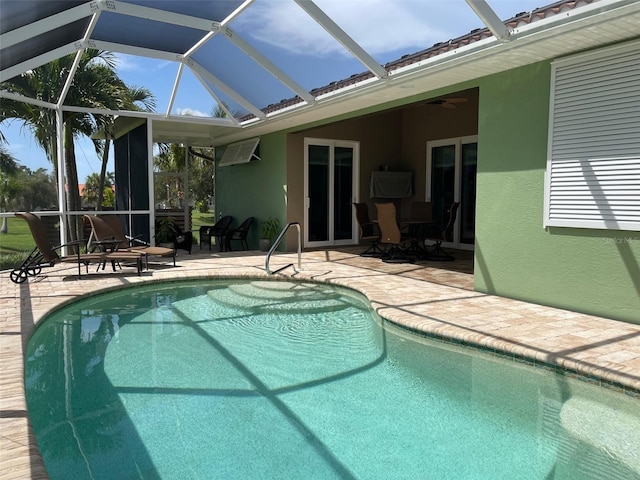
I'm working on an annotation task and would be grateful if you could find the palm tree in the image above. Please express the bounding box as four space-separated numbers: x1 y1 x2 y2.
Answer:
155 143 187 173
154 143 187 210
83 172 115 208
211 102 243 120
0 143 18 174
93 84 156 210
0 49 154 240
0 144 20 233
59 53 133 238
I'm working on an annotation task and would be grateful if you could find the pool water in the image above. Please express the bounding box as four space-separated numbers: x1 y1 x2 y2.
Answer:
25 279 640 479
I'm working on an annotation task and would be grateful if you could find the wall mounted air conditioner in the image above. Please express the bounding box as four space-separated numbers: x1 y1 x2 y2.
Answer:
218 137 261 166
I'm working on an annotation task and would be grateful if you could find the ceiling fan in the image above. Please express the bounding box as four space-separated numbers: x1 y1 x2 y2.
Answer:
427 97 468 109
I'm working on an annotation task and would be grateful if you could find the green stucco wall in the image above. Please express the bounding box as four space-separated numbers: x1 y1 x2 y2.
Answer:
215 133 288 250
475 62 640 324
215 58 639 323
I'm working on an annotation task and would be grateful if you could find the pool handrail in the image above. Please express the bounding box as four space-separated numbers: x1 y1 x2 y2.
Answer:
265 222 301 275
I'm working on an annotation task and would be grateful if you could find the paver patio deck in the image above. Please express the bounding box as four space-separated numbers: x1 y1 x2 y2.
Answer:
1 247 639 479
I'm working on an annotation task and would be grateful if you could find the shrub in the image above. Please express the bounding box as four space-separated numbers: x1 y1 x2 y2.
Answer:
195 199 209 213
0 252 27 271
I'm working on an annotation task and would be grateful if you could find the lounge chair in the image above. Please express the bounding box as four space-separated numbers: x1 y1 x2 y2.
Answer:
86 215 175 267
10 212 143 283
353 202 383 257
225 217 254 251
200 215 233 251
101 215 177 263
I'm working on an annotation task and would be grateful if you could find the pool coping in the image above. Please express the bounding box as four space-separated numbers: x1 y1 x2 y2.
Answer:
385 320 640 398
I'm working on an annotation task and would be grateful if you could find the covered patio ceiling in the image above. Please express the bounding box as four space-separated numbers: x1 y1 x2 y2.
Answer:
2 0 640 147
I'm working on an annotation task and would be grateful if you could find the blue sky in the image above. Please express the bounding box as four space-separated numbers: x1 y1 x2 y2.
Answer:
1 0 544 183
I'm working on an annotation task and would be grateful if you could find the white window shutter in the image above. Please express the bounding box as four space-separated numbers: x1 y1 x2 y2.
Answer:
545 41 640 231
219 137 261 166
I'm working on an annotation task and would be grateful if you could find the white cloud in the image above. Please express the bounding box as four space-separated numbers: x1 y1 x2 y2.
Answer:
236 0 469 58
234 0 545 60
175 108 209 117
316 0 454 55
237 2 333 57
113 53 143 72
114 53 173 73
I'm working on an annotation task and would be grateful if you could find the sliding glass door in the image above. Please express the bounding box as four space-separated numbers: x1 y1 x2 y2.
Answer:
427 136 477 249
304 138 359 247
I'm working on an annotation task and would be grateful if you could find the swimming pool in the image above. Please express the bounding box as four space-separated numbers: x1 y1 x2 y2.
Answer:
25 279 640 479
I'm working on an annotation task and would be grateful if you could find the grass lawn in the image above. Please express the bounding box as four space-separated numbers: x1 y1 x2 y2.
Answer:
0 217 35 270
191 210 218 248
191 210 216 234
0 217 35 254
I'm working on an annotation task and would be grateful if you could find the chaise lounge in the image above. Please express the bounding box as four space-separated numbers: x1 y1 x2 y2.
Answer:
85 215 176 267
10 212 143 283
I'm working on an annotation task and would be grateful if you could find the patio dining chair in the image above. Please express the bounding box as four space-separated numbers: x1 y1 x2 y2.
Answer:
353 202 383 257
200 215 233 251
225 216 254 251
374 202 415 263
173 223 193 254
423 201 459 261
10 212 142 283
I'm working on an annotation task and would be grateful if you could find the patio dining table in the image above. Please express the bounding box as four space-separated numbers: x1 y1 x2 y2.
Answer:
399 218 439 260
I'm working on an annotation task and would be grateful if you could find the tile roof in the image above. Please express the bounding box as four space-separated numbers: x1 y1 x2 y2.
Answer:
243 0 593 121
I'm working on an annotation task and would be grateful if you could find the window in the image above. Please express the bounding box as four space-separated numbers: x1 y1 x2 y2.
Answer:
426 136 477 248
544 40 640 231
